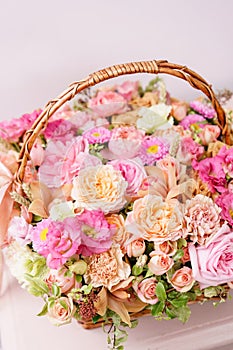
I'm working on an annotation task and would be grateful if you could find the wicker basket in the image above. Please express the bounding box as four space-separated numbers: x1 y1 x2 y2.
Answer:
15 60 231 329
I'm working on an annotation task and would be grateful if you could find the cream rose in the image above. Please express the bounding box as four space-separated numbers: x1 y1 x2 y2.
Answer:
71 165 128 214
126 238 146 258
125 194 183 243
148 251 174 275
168 267 194 292
47 297 76 326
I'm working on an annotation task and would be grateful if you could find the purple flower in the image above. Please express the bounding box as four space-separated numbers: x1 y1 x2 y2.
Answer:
190 100 216 119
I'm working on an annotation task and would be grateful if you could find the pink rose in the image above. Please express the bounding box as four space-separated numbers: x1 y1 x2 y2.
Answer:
116 81 139 101
216 191 233 226
133 277 158 304
189 224 233 289
110 158 147 197
198 125 220 145
44 119 77 142
126 238 146 258
153 241 177 256
88 91 128 118
168 267 194 292
148 251 174 275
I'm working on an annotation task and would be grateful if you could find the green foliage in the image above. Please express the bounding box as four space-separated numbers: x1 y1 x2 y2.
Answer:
24 274 49 297
177 238 188 249
132 265 143 276
172 249 184 262
37 303 48 317
151 301 165 317
156 282 167 302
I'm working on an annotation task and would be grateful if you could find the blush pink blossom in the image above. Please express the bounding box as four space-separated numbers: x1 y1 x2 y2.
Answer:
39 137 90 187
31 218 81 269
180 114 205 130
189 224 233 289
126 238 146 257
133 277 158 305
30 139 45 167
148 251 174 275
88 91 128 118
217 146 233 178
0 109 42 142
102 126 145 160
45 267 78 294
44 119 77 142
7 216 32 246
176 137 204 165
168 267 194 292
190 100 216 119
116 81 139 101
110 158 147 196
198 124 221 146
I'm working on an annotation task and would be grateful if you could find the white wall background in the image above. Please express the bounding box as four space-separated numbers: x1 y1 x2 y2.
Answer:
0 0 233 121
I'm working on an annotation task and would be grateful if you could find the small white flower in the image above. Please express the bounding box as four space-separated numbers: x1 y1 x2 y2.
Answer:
136 103 172 133
49 199 75 221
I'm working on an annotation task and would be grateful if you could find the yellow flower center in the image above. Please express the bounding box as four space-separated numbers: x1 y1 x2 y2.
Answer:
147 145 159 154
229 209 233 218
40 228 48 241
92 132 100 137
82 224 97 238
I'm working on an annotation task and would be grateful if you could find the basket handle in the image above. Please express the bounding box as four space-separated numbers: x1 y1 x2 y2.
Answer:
16 59 228 182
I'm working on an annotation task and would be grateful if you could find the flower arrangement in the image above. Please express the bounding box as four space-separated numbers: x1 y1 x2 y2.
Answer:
1 73 233 349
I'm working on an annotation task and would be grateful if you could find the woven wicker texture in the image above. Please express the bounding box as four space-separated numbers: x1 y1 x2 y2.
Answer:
16 59 229 182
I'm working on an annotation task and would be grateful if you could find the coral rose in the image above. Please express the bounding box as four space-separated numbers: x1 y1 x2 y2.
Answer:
168 267 194 292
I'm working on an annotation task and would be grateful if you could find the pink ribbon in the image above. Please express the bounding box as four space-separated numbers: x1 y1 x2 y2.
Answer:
0 162 15 247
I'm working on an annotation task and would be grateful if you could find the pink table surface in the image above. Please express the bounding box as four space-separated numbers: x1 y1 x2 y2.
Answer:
1 265 233 350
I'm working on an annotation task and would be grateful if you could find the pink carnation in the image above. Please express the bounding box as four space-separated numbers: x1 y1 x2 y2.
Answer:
192 156 227 193
176 137 204 165
189 224 233 289
190 100 216 119
217 146 233 178
44 119 77 142
0 109 42 142
180 114 205 130
83 127 111 144
75 209 115 256
110 158 147 196
139 137 169 165
216 191 233 226
88 91 128 118
39 137 94 188
31 218 81 269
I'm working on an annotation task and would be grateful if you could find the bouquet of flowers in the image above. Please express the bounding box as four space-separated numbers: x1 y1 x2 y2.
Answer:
1 60 233 349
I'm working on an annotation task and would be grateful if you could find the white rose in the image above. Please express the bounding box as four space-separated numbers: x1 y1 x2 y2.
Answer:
136 103 172 133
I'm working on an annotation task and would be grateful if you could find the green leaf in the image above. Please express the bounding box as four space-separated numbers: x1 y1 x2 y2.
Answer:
130 320 138 329
204 287 218 298
75 274 82 283
172 249 184 261
59 300 68 310
37 303 48 316
177 238 187 249
169 297 188 308
52 284 61 297
144 268 154 278
156 282 167 302
92 315 101 324
151 301 165 316
172 305 191 323
165 306 177 319
132 265 143 276
81 284 92 295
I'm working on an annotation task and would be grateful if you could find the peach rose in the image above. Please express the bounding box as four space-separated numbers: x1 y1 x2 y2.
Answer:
168 267 194 292
71 165 128 214
148 251 174 275
126 238 146 258
45 267 77 294
125 194 183 243
133 277 158 305
88 91 128 118
171 100 187 121
199 125 221 146
153 241 177 256
47 296 76 326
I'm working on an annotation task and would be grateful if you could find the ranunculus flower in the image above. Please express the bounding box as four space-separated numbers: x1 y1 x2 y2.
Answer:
88 91 128 118
184 194 221 245
198 125 220 146
189 224 233 289
133 277 158 304
45 267 77 293
136 103 172 133
148 251 174 275
71 164 128 214
125 195 183 243
47 296 76 326
126 238 146 258
168 267 194 292
84 246 131 290
110 158 147 197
